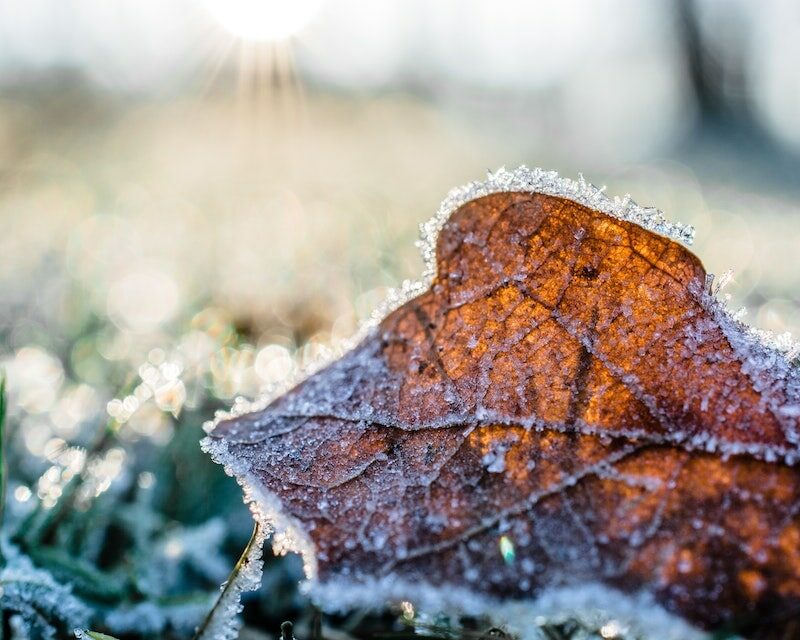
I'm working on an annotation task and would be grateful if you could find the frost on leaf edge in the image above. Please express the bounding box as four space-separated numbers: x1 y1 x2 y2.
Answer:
198 436 317 640
204 165 799 435
199 436 706 640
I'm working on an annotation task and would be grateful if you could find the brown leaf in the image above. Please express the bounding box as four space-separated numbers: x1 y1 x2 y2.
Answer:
205 170 800 637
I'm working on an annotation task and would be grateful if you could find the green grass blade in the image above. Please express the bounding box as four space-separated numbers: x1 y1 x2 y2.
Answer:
0 373 6 535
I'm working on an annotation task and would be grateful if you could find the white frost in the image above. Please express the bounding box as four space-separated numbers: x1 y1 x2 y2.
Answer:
198 436 319 639
311 576 706 640
203 432 710 640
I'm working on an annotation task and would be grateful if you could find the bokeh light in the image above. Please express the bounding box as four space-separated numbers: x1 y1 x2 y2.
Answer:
204 0 326 42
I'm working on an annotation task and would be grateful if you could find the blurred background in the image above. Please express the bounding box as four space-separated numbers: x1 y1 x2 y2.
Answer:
0 1 799 638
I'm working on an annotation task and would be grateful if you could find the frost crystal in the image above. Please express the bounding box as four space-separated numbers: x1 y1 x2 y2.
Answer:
192 517 269 640
419 166 696 279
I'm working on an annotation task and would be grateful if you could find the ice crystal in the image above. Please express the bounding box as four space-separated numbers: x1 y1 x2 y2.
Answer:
192 509 270 640
307 578 705 640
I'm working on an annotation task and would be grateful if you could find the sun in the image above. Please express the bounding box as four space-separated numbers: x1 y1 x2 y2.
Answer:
204 0 325 42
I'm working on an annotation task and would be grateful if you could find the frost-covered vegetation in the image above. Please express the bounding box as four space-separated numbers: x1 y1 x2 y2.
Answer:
1 92 799 639
0 338 308 638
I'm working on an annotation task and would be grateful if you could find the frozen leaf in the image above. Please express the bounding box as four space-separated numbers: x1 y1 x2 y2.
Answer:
204 168 800 638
